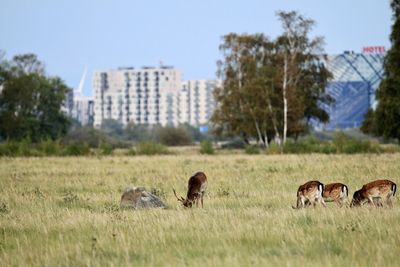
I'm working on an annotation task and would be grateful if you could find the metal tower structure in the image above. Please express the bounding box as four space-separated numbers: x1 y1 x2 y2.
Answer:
316 51 385 130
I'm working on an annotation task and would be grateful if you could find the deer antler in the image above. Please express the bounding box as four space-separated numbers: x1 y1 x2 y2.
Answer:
173 189 185 202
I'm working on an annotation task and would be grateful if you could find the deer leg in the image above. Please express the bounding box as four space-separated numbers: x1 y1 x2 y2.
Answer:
334 199 343 207
373 197 383 207
386 195 393 208
318 197 327 208
367 197 376 207
201 193 204 208
309 198 316 208
300 197 307 208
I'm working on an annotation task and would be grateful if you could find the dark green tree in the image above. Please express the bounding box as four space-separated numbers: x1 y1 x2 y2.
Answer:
0 53 71 141
361 0 400 141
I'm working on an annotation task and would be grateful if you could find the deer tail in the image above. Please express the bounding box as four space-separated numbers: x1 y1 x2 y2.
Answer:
343 185 348 197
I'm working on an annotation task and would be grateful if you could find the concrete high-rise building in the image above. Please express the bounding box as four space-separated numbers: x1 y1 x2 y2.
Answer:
178 80 221 129
92 66 181 127
72 96 94 126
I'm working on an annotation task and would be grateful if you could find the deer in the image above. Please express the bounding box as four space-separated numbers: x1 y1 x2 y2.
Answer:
173 171 208 208
322 183 349 207
350 179 397 208
292 180 326 209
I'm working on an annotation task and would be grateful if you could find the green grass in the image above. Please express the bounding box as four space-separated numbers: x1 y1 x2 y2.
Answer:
0 154 400 266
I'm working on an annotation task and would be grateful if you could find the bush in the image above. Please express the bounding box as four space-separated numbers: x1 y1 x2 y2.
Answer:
265 143 283 155
200 140 214 155
332 132 381 154
220 138 246 149
157 127 192 146
135 142 170 155
38 139 61 155
99 142 113 155
244 145 260 154
62 143 91 156
63 127 107 148
125 148 136 156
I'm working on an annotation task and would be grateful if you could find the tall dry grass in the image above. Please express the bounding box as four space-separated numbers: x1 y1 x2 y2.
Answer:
0 154 399 266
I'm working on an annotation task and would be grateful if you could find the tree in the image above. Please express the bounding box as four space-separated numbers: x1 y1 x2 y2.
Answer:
0 53 71 141
212 11 332 146
361 1 400 141
276 11 333 143
100 119 124 137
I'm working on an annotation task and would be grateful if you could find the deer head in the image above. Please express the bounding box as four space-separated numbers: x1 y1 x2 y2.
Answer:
173 189 193 208
350 189 363 207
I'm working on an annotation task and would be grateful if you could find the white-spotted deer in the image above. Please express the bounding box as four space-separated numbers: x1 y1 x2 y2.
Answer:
322 183 349 207
293 180 326 209
173 171 208 208
350 179 396 207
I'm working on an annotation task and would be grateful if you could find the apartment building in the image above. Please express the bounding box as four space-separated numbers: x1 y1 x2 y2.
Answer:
72 96 94 126
178 80 221 127
92 66 181 127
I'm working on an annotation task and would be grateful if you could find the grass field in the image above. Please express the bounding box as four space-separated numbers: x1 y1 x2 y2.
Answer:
0 153 399 266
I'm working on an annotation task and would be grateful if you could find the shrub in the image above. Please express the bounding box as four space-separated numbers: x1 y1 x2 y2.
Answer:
135 142 169 155
99 142 113 155
38 139 61 156
62 143 91 156
125 148 137 156
63 127 107 148
200 140 214 155
332 132 381 154
265 143 283 155
221 138 246 149
157 126 192 146
244 145 260 154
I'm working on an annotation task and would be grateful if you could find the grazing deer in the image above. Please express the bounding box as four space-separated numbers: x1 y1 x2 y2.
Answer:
350 179 397 207
173 171 208 208
293 180 326 209
322 183 349 207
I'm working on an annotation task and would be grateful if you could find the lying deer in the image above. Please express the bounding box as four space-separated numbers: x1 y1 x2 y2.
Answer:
322 183 349 207
350 179 396 207
293 180 326 209
173 171 208 208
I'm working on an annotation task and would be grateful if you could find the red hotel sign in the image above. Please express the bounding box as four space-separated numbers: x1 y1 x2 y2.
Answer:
362 46 386 53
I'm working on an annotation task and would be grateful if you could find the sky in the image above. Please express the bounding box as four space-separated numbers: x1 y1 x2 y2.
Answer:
0 0 393 96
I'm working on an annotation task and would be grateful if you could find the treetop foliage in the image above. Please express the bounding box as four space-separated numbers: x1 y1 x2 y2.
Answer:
0 52 71 142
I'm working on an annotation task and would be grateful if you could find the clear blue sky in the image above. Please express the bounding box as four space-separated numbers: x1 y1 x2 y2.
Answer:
0 0 393 96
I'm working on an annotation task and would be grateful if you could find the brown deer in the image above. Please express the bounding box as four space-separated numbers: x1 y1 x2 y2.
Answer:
350 179 396 207
173 171 208 208
322 183 349 207
293 180 326 209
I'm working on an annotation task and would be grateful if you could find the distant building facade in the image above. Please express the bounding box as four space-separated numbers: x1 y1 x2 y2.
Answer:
92 66 181 127
316 49 385 130
72 96 94 126
178 80 221 128
62 89 74 116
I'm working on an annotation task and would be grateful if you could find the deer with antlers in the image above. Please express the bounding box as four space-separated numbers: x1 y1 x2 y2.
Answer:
293 180 326 209
350 179 396 207
173 171 208 208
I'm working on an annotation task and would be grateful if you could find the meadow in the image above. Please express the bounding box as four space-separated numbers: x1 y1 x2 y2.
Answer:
0 153 399 266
